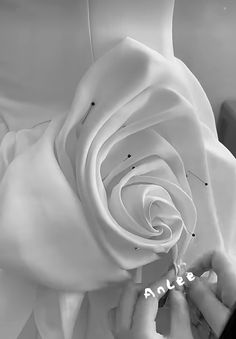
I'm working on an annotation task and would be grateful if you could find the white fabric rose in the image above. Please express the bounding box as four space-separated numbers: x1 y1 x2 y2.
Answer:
55 38 199 275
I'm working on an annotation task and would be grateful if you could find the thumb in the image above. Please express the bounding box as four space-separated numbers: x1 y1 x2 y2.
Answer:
169 290 193 339
188 277 230 337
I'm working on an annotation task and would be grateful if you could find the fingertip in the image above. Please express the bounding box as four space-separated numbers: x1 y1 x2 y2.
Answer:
167 267 177 282
170 289 187 310
170 289 184 301
188 250 231 278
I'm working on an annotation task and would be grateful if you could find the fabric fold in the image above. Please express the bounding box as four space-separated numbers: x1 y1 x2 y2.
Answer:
0 37 235 339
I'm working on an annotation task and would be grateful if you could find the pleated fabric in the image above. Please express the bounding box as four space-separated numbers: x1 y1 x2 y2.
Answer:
0 37 235 339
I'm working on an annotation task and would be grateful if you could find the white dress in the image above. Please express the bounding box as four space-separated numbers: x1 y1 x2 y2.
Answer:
0 2 236 339
0 36 236 339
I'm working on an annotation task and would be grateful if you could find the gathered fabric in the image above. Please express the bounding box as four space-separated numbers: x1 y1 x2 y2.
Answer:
0 37 236 339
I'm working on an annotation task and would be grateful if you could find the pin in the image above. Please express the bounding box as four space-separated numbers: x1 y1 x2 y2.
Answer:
81 102 95 124
134 247 140 250
124 154 132 161
186 170 208 186
185 228 196 237
132 166 135 170
186 230 196 237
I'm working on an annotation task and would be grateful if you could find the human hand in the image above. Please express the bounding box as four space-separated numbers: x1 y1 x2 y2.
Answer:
187 250 236 337
112 269 194 339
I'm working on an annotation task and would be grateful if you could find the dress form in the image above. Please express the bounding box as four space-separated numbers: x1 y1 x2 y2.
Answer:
0 0 175 130
88 0 175 60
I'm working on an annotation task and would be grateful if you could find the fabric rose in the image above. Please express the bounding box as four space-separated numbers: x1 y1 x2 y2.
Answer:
56 38 198 273
0 37 236 339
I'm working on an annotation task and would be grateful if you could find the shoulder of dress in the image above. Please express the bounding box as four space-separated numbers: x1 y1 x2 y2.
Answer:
73 36 175 110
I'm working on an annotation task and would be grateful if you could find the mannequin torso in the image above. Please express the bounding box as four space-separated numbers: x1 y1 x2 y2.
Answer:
0 0 175 114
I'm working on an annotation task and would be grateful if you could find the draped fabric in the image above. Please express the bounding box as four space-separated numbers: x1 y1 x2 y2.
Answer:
0 37 236 339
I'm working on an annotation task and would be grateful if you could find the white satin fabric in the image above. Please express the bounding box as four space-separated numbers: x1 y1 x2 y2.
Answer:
0 37 236 339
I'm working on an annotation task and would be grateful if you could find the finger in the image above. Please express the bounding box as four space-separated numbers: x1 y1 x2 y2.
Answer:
188 250 233 278
132 293 159 334
169 290 193 339
188 277 230 337
150 268 176 307
197 272 217 294
206 281 217 295
149 268 176 298
115 281 140 332
189 251 236 308
131 268 176 333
